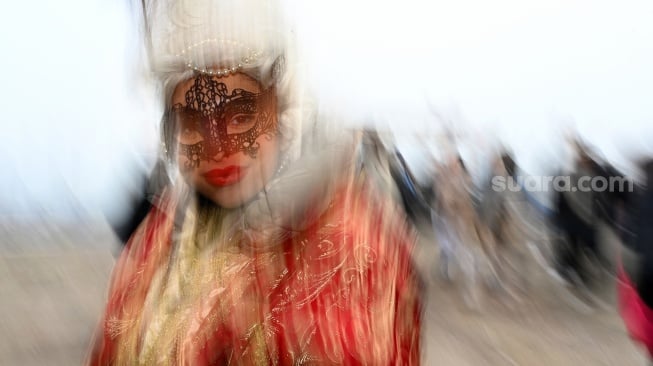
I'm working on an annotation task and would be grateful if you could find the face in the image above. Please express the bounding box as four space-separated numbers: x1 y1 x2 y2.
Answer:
169 73 280 208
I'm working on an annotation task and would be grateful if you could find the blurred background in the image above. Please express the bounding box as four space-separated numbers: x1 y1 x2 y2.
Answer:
1 0 652 364
1 0 652 219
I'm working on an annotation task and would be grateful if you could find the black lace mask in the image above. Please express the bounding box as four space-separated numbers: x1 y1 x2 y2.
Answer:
169 75 277 168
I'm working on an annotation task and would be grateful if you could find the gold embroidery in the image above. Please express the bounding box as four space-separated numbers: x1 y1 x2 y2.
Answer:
106 316 134 339
106 179 419 365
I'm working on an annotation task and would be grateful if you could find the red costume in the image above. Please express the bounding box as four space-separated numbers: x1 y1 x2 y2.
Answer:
88 181 421 365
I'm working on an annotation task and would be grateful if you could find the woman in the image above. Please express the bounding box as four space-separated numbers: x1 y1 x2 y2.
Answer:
87 0 421 364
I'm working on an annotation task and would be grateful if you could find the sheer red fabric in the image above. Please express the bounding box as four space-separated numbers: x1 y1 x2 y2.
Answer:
87 185 421 365
618 264 653 358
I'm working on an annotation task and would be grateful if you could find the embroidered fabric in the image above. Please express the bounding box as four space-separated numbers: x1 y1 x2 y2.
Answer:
88 179 422 365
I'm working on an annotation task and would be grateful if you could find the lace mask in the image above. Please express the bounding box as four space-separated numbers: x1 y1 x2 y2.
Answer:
170 75 277 168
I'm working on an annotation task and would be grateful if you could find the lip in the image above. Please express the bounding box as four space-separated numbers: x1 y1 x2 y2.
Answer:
202 166 246 187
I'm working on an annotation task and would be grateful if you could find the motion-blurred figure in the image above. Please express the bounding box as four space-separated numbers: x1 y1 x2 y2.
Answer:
432 155 495 308
553 144 602 286
618 158 653 361
390 149 433 231
477 152 531 295
87 1 421 364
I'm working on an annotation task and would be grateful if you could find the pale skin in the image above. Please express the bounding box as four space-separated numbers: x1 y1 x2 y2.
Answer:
170 72 280 208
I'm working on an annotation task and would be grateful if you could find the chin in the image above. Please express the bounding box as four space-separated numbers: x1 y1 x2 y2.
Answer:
198 182 261 209
213 194 251 209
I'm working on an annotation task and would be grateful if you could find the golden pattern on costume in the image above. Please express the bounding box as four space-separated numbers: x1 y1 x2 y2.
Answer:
88 180 420 365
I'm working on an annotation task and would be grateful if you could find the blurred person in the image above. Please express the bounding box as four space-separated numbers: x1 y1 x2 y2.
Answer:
593 160 633 236
430 159 453 280
432 155 495 308
389 148 433 231
618 158 653 361
356 129 402 202
477 151 536 296
553 143 602 287
86 1 421 364
354 129 435 235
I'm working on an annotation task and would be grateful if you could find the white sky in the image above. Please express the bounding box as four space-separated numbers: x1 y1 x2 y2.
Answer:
291 0 653 179
1 0 652 217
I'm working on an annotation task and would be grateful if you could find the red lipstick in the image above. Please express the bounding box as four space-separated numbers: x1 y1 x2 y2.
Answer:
202 166 246 186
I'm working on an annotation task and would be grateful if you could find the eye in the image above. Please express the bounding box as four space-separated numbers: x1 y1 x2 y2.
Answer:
177 121 203 144
230 114 256 125
227 113 257 133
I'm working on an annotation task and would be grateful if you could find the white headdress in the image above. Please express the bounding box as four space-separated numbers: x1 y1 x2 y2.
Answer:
145 0 286 80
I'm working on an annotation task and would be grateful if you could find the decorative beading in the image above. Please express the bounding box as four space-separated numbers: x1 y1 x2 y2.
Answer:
176 39 261 76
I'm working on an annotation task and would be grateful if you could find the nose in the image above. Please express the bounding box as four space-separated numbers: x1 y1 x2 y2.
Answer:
209 150 226 163
207 147 244 164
